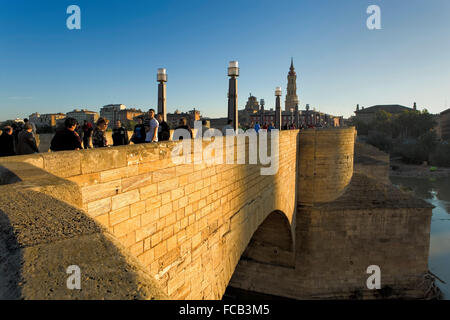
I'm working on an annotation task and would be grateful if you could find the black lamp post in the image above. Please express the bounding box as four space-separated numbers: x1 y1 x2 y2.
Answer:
275 87 282 130
227 61 239 132
294 104 299 128
157 68 167 122
260 99 265 125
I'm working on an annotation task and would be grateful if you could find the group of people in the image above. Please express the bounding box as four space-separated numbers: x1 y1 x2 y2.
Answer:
0 118 39 157
130 109 171 144
0 109 175 157
252 121 300 133
50 108 173 152
1 112 306 157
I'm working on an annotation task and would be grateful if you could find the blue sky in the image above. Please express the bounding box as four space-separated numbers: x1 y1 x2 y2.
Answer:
1 0 449 121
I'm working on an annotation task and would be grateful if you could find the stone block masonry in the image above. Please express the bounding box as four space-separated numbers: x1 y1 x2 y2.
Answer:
0 127 433 300
0 130 299 299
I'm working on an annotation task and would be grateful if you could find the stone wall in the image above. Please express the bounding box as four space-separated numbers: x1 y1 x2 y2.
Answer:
0 130 300 299
0 127 433 300
0 162 167 299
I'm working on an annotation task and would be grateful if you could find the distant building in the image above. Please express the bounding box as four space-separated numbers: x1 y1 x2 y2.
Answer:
118 108 144 125
250 105 340 128
354 104 415 124
167 109 201 128
100 104 127 124
238 94 260 125
13 118 25 124
441 108 450 140
240 59 340 128
207 118 228 130
29 112 66 128
66 109 99 124
244 94 260 113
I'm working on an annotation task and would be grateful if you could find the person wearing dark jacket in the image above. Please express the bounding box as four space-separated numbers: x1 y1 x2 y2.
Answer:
50 117 82 152
17 124 39 155
174 118 193 140
112 120 129 146
11 122 22 146
131 117 146 144
0 126 16 157
156 113 170 141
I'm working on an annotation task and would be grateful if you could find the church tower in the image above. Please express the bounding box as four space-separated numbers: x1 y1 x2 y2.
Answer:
285 58 299 111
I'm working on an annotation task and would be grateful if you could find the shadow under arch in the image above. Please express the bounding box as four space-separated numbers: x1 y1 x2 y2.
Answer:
240 210 295 268
224 210 295 299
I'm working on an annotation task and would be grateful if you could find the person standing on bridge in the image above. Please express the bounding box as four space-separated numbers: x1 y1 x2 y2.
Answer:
112 120 129 146
82 120 93 149
0 126 16 157
50 117 82 152
131 117 146 144
195 119 210 139
145 109 159 143
222 119 234 136
16 123 39 155
156 113 170 141
174 118 193 140
254 121 261 133
92 118 109 148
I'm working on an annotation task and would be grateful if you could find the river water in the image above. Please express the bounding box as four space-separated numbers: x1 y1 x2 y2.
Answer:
390 176 450 299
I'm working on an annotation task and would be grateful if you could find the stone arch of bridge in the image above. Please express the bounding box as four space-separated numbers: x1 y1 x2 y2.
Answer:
240 210 295 269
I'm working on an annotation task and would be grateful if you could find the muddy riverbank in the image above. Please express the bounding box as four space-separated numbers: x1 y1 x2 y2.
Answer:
390 160 450 178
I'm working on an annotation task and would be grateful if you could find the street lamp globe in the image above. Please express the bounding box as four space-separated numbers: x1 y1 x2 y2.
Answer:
275 87 282 97
228 61 239 77
157 68 167 82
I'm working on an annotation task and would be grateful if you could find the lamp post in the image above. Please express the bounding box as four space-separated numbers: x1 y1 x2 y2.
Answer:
275 87 282 130
157 68 167 122
294 104 299 128
290 107 294 128
227 61 239 132
305 103 310 126
260 99 265 125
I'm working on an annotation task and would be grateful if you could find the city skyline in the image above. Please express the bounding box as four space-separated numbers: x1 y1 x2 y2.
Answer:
1 0 450 121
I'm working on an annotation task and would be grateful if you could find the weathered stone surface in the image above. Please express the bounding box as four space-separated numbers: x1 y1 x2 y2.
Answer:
0 166 167 300
81 148 127 174
42 151 82 178
0 129 433 300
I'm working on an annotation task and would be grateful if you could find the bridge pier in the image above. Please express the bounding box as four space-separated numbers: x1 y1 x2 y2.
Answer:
229 127 433 299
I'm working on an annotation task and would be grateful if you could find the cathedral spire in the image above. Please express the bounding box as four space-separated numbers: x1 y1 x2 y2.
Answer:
289 57 296 76
285 58 299 111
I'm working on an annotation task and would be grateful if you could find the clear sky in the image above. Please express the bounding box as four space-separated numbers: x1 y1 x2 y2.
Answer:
1 0 449 121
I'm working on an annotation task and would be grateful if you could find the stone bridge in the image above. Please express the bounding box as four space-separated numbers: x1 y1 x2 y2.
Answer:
0 128 432 299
